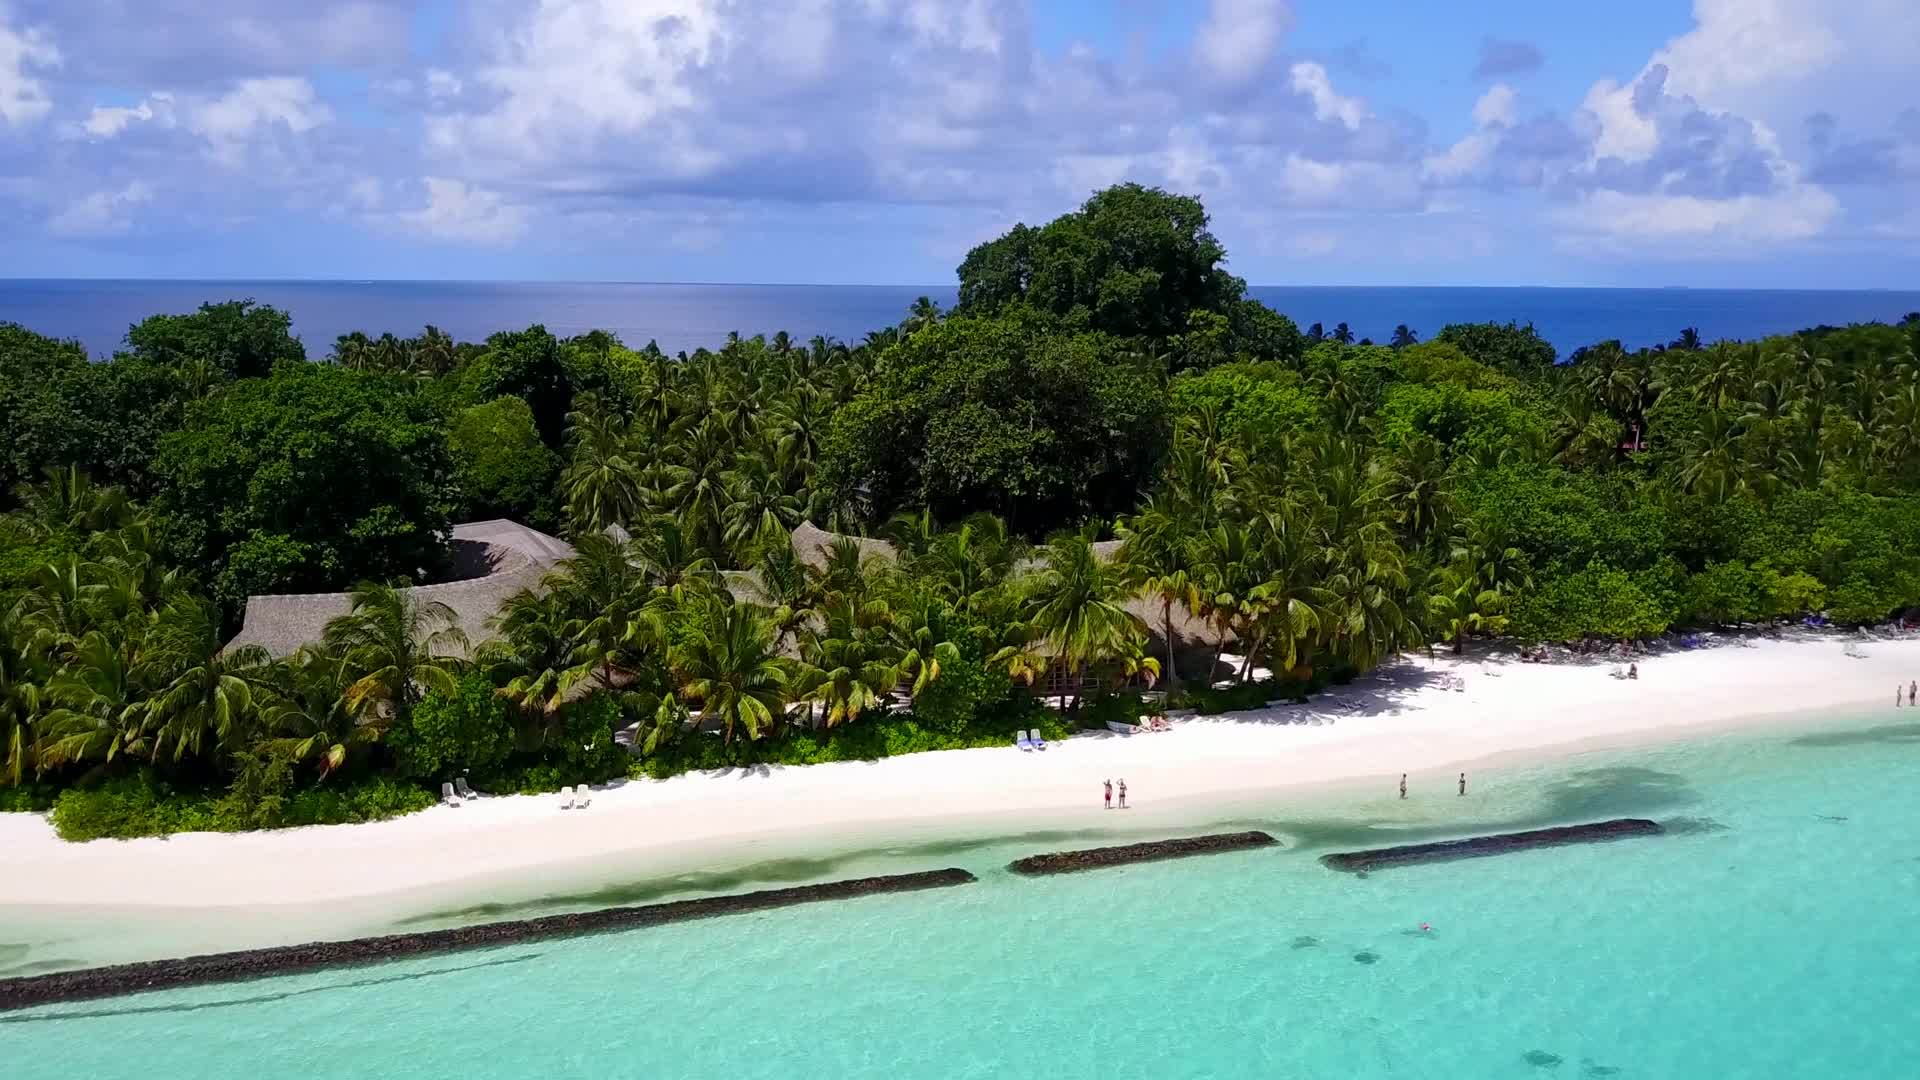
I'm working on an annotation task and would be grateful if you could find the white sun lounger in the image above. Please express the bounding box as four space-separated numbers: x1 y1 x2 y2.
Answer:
574 785 592 809
454 777 477 800
559 785 575 809
440 782 459 806
1029 729 1047 751
1016 730 1033 751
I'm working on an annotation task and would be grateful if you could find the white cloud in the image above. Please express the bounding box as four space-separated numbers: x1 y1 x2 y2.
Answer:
1556 185 1838 246
1288 62 1364 131
390 177 528 245
79 92 175 138
1471 84 1516 130
424 68 461 100
1193 0 1292 85
1424 85 1518 182
0 13 59 126
427 0 727 175
1651 0 1846 106
189 77 329 144
1581 78 1659 164
1276 154 1418 209
47 181 153 236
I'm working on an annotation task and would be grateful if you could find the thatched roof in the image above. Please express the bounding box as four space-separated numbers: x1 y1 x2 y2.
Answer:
224 520 575 659
789 521 897 570
781 523 1227 649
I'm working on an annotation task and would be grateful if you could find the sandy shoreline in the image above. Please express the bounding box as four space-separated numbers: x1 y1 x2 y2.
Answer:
3 631 1917 924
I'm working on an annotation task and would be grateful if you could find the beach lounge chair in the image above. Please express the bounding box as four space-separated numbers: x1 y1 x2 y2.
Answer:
1016 730 1033 751
441 782 459 806
454 777 477 800
574 785 592 809
1029 729 1047 751
559 785 575 809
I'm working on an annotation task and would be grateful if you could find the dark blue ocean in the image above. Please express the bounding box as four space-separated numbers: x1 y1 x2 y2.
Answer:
4 280 1918 360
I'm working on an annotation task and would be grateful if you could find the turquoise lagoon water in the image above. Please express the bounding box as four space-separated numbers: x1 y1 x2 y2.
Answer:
6 714 1920 1078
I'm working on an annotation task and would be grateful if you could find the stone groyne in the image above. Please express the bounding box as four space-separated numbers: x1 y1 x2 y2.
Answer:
0 868 977 1013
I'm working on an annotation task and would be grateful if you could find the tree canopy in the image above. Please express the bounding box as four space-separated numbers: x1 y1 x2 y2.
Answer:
154 363 456 604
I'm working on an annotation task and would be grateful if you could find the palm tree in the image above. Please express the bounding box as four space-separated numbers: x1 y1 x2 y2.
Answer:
414 325 458 377
1016 532 1147 712
1676 410 1745 502
0 609 47 784
1116 493 1196 689
258 646 377 780
561 398 644 535
1390 324 1418 349
1425 562 1507 654
321 582 469 726
141 595 274 763
12 555 107 655
1331 322 1355 345
550 532 664 694
34 630 147 768
887 591 966 701
483 588 574 714
920 514 1020 614
797 597 900 728
721 451 803 561
904 296 943 333
13 466 132 537
671 598 789 744
1375 434 1453 551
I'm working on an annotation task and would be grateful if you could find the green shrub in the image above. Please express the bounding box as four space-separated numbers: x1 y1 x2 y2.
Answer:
0 782 58 812
1080 692 1149 729
390 672 516 782
471 691 631 794
631 708 1071 781
49 771 434 841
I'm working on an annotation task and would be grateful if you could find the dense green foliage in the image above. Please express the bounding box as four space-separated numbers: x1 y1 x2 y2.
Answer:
5 183 1920 835
155 363 457 603
821 312 1163 531
448 396 559 527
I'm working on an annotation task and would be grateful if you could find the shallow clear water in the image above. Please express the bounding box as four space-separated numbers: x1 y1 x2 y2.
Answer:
7 715 1920 1078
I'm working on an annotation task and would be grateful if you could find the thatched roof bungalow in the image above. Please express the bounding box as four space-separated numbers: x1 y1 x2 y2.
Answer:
224 520 575 658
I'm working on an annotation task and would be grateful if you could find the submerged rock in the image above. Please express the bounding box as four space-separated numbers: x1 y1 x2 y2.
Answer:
1322 819 1664 872
1523 1050 1564 1068
0 868 978 1013
1007 831 1277 875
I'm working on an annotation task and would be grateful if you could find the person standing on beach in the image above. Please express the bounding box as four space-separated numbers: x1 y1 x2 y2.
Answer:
1458 773 1466 796
1910 680 1916 706
1103 779 1113 810
1399 774 1407 799
1117 779 1128 809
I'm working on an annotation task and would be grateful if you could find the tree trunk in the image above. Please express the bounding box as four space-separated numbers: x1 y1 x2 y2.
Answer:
1453 628 1465 655
1161 598 1180 688
1238 628 1266 683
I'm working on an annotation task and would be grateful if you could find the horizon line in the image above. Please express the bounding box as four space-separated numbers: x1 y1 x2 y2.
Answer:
2 277 1916 295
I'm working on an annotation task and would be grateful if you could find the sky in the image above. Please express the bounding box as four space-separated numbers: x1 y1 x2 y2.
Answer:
1 0 1917 288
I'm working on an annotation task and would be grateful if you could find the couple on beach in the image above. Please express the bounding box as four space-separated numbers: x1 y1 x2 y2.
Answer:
1103 779 1128 809
1898 680 1917 706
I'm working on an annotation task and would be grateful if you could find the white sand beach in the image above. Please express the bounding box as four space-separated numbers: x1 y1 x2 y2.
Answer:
4 631 1919 926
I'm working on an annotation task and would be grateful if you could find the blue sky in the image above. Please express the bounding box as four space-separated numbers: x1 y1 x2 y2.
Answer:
1 1 1916 287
